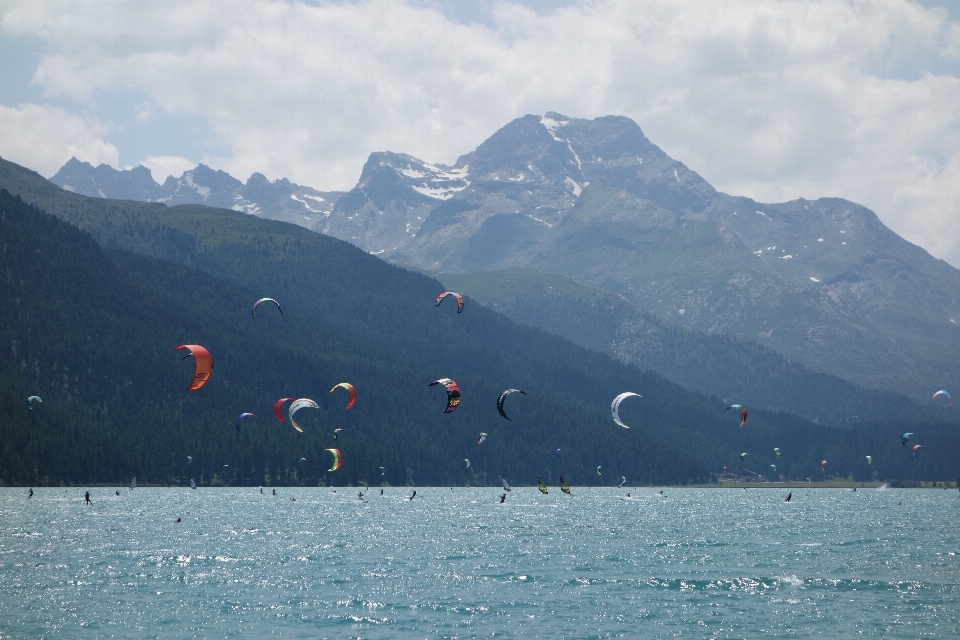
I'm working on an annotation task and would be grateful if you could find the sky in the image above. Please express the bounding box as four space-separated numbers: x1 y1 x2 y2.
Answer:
1 0 959 265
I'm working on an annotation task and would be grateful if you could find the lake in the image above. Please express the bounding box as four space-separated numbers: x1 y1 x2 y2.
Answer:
1 486 957 638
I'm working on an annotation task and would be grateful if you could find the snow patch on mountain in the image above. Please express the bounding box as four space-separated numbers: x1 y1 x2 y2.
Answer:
540 114 568 141
397 162 470 200
183 172 210 199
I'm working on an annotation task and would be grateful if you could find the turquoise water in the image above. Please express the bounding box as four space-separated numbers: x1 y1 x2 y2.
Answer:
1 487 958 638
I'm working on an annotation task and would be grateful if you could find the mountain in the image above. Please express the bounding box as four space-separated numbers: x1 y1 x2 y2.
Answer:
308 113 960 401
0 187 704 486
4 158 955 484
50 157 345 230
439 269 941 427
44 112 960 401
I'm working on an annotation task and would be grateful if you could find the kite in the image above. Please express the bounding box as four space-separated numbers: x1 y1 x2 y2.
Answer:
235 412 255 435
330 382 357 410
497 389 527 420
325 448 343 472
274 397 296 422
740 452 749 463
555 448 562 457
901 432 914 448
774 448 781 460
26 396 41 409
477 432 487 445
820 460 828 471
435 291 464 313
770 464 777 473
430 378 461 413
252 297 283 319
611 392 642 428
288 398 319 433
597 465 602 476
865 455 872 465
333 428 343 441
174 345 212 391
725 404 748 427
464 459 470 468
932 390 952 406
912 444 922 457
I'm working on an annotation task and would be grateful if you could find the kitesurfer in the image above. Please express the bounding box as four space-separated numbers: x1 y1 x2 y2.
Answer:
409 490 417 500
260 487 263 494
27 488 33 499
175 518 181 523
358 491 364 500
499 493 506 503
84 491 92 505
115 490 120 496
272 488 276 496
380 488 384 496
785 492 792 502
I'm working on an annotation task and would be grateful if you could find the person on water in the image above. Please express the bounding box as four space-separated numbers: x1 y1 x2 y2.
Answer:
499 493 506 503
175 518 181 523
358 491 364 500
409 490 417 500
260 487 263 495
84 491 92 505
27 488 33 499
115 490 120 496
785 492 792 502
272 488 276 496
380 488 384 496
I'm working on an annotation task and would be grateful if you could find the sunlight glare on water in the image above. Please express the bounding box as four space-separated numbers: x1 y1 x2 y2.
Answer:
1 487 958 638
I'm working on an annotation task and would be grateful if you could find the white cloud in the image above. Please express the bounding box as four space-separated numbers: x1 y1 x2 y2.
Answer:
137 156 196 184
0 103 119 177
2 0 959 263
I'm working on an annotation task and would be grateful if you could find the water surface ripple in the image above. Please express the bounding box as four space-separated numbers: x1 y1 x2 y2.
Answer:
1 487 957 638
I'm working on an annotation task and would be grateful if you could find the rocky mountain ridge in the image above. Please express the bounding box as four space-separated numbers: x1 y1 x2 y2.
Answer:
46 112 960 399
315 112 960 399
50 158 344 229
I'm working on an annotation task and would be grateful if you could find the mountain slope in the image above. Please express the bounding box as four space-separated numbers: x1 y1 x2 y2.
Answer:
440 269 944 427
0 189 707 487
4 159 956 484
50 157 345 230
309 113 960 400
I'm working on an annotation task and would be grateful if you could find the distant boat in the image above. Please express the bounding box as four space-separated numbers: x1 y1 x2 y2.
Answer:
130 477 136 490
190 478 196 490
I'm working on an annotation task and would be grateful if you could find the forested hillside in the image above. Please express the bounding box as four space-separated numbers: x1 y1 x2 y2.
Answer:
0 190 713 486
440 269 948 427
1 168 958 485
